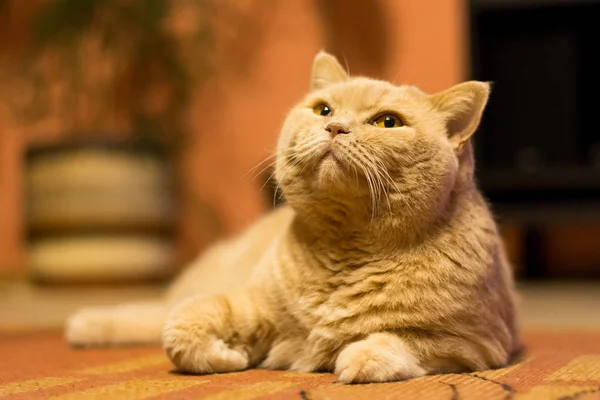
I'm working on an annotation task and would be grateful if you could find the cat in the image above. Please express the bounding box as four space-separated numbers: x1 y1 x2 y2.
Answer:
67 51 520 384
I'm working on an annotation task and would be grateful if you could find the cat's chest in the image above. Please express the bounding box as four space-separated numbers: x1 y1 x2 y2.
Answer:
277 236 411 323
290 258 400 325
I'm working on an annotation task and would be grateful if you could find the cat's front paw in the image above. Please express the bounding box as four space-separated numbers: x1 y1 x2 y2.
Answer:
66 307 114 347
335 333 426 384
162 299 249 374
163 329 248 374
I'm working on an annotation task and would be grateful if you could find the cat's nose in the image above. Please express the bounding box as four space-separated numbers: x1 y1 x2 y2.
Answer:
326 121 350 137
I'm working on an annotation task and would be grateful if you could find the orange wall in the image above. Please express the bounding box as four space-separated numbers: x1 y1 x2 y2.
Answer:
0 0 468 272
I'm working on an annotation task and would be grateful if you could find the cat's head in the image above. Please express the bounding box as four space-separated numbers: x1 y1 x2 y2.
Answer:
276 51 489 223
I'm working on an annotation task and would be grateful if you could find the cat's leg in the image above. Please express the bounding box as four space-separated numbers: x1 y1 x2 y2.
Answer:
66 300 168 347
260 337 306 370
334 332 426 384
163 290 274 374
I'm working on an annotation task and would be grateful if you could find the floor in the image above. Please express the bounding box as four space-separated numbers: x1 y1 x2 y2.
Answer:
1 280 600 331
3 330 600 399
2 280 600 399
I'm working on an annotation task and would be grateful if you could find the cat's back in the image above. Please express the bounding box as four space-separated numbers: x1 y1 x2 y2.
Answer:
167 205 295 304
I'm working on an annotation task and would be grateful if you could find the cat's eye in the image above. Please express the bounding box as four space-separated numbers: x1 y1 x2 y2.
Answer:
313 103 332 116
373 114 403 128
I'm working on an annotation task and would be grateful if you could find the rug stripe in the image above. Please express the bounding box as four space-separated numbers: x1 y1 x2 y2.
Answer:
514 385 600 400
0 377 84 396
549 355 600 382
49 379 208 400
76 354 169 375
199 382 297 400
473 357 534 379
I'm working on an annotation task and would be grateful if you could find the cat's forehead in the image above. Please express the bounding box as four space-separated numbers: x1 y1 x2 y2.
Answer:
310 78 428 112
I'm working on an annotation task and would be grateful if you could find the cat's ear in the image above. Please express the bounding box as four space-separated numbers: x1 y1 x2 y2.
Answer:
431 81 490 152
311 51 348 90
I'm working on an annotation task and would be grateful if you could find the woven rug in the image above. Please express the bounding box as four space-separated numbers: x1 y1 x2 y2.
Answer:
1 330 600 400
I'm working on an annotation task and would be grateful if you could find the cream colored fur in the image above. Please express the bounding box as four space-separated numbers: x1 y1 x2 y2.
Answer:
67 51 519 384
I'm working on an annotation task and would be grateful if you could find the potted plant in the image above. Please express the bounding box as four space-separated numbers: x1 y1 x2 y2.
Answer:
11 0 217 283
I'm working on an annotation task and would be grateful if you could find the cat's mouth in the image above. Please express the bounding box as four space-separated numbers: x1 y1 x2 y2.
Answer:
320 149 342 164
317 142 345 166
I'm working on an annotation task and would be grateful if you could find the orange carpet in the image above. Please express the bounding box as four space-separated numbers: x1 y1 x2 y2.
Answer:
1 330 600 400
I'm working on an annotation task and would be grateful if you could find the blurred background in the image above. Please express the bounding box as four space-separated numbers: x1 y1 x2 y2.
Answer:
1 0 599 329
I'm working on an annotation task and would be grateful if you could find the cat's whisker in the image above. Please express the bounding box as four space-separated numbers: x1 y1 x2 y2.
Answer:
350 159 360 188
273 178 280 207
276 185 286 203
371 153 395 186
342 144 368 186
341 53 351 77
273 148 316 204
370 158 393 213
343 145 378 219
249 152 302 182
294 138 329 157
273 170 289 207
371 165 387 215
370 167 382 216
244 154 276 178
391 67 405 85
250 159 279 182
259 170 278 194
370 169 382 222
297 155 313 178
361 165 377 223
261 145 278 154
350 144 387 219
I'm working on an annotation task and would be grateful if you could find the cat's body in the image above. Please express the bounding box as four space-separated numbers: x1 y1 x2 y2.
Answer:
67 52 519 383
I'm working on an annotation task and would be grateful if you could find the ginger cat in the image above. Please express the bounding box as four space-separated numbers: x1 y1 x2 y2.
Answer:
67 51 520 383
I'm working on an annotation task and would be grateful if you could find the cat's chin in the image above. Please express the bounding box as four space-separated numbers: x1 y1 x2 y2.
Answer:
312 156 352 192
